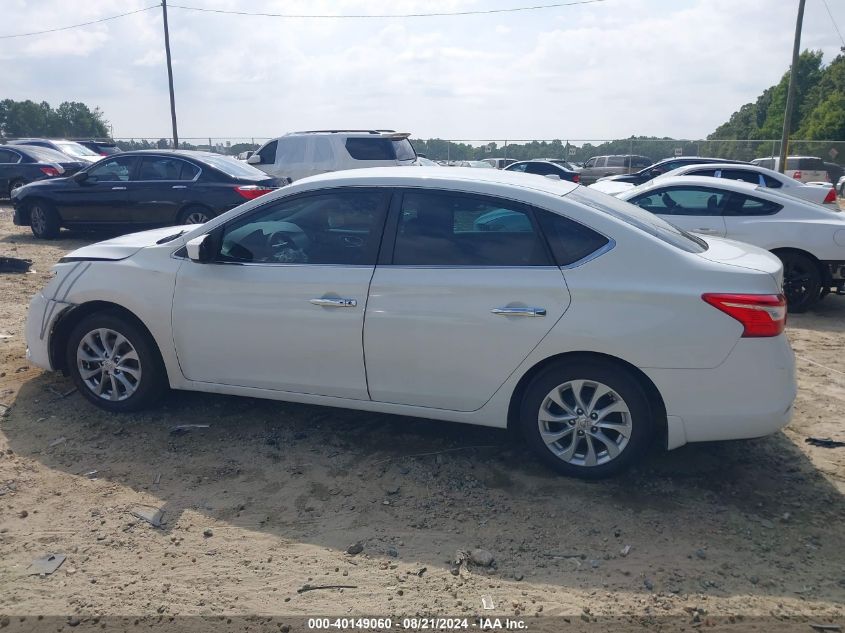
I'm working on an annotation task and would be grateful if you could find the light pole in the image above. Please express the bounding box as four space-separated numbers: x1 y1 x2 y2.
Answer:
162 0 179 149
778 0 806 173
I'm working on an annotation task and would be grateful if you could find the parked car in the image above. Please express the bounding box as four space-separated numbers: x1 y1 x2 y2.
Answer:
616 175 845 311
0 144 86 199
25 167 795 478
596 156 746 187
824 161 843 187
7 138 103 164
504 160 580 183
415 156 439 166
481 157 517 169
12 150 282 239
247 130 417 182
838 175 845 198
578 155 653 185
455 160 494 168
236 150 255 161
750 156 829 183
591 162 839 205
76 139 122 156
544 158 581 172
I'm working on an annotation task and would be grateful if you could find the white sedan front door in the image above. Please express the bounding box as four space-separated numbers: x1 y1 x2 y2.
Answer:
172 189 390 399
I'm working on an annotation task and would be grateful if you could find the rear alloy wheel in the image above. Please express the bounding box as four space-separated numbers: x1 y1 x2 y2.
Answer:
29 201 60 239
66 312 167 412
178 206 211 225
520 361 653 478
778 251 821 313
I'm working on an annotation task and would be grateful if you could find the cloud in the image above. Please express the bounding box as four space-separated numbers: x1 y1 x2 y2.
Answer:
0 0 843 141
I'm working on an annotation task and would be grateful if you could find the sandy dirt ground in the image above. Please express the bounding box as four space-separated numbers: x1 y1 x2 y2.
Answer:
0 205 843 631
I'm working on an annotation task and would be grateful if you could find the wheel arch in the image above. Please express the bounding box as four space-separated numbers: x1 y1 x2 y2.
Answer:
49 300 167 378
506 351 668 446
770 247 830 285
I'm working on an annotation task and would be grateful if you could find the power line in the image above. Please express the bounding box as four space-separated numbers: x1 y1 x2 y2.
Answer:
820 0 845 49
0 4 160 40
166 0 609 19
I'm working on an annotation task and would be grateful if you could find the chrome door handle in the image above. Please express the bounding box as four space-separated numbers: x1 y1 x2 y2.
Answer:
111 186 127 191
491 307 546 317
310 298 357 308
172 185 187 189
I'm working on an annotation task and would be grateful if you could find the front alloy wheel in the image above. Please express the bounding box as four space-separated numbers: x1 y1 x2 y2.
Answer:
76 328 142 401
67 312 167 411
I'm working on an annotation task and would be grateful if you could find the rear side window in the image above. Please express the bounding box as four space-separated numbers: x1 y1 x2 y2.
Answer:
345 138 395 161
606 156 625 167
393 192 551 266
535 209 610 266
257 141 277 164
797 157 825 171
762 174 783 188
724 193 782 216
719 169 761 185
688 168 718 177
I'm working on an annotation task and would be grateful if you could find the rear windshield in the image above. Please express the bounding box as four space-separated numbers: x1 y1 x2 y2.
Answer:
54 141 99 157
567 188 707 253
20 146 74 163
345 137 416 161
198 154 270 179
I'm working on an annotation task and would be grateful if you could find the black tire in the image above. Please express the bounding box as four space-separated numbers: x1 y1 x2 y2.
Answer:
519 360 654 479
778 251 822 313
66 311 168 412
29 200 60 239
8 179 25 199
177 206 212 225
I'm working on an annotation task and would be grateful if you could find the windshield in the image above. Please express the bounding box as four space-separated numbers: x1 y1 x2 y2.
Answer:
198 153 271 179
55 141 99 157
568 188 707 253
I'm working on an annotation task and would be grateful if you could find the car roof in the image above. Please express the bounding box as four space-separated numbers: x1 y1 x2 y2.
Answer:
289 166 580 196
114 149 230 159
631 175 762 193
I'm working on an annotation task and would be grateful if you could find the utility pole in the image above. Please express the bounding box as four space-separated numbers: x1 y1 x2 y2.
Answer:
778 0 806 173
161 0 179 149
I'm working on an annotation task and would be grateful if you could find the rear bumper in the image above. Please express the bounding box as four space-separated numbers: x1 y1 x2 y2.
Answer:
644 335 796 447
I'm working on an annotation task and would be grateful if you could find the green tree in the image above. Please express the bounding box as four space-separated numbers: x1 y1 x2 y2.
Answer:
0 99 109 139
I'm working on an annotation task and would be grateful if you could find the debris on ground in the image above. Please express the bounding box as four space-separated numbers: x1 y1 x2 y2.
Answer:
129 505 165 528
0 257 32 273
805 436 845 448
28 553 66 575
47 437 66 447
809 624 842 632
170 424 210 436
469 548 494 567
620 544 631 557
297 584 357 594
346 542 363 555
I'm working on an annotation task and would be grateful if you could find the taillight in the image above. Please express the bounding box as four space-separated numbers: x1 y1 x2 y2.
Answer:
235 185 275 200
99 151 109 156
573 173 580 184
702 293 786 337
40 166 60 177
824 187 837 204
792 170 802 180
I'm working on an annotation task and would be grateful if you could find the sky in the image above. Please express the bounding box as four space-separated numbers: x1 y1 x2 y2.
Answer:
1 0 844 143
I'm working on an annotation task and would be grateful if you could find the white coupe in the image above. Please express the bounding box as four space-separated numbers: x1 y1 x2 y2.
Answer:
26 168 796 478
615 175 845 312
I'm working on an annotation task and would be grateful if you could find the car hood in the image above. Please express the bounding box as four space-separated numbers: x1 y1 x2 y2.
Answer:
697 235 783 284
60 226 189 262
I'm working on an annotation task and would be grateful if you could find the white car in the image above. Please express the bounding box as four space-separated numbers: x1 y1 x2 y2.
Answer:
247 130 417 182
591 163 839 206
25 168 795 478
616 175 845 311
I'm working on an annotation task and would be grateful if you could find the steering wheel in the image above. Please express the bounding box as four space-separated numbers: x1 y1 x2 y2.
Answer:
267 230 307 263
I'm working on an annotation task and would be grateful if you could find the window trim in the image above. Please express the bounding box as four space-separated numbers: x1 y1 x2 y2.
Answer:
205 186 393 268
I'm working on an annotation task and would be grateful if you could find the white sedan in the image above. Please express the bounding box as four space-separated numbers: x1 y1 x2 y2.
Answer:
616 175 845 312
591 163 839 206
25 168 795 478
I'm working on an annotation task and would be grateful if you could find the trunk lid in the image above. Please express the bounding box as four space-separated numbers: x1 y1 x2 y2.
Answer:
697 235 783 286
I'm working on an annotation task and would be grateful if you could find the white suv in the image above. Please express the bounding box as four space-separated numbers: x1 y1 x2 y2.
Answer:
751 156 829 183
248 130 417 182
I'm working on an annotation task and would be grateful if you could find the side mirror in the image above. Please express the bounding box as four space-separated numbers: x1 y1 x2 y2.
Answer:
73 171 89 183
185 234 215 263
247 154 261 165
